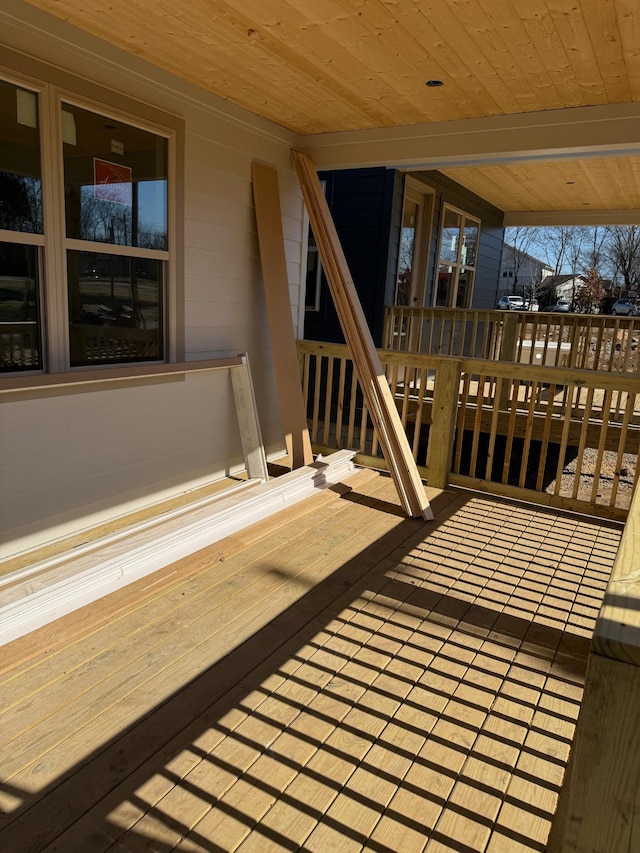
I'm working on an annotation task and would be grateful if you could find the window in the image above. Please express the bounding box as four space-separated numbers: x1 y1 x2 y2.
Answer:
304 180 326 314
0 79 44 371
1 72 172 374
434 205 480 309
305 232 322 312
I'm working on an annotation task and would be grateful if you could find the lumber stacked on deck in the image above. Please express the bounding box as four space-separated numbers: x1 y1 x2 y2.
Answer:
292 150 432 520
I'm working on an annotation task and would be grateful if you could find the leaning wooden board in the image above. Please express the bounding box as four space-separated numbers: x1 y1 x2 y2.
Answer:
251 161 314 470
292 150 432 520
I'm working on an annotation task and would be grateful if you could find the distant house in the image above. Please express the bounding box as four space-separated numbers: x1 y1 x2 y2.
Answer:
543 274 586 305
499 245 553 300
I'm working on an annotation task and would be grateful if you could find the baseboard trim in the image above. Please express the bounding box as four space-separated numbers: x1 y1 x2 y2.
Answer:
0 450 356 646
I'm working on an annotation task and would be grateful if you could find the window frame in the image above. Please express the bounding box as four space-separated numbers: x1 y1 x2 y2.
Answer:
433 203 481 309
303 180 327 316
0 54 183 376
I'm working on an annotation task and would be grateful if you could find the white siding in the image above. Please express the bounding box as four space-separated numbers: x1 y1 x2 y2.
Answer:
0 2 305 556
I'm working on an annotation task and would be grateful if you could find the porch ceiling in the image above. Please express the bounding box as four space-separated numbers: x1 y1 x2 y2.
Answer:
21 0 640 221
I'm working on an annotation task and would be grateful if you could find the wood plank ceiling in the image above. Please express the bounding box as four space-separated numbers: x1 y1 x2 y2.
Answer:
22 0 640 218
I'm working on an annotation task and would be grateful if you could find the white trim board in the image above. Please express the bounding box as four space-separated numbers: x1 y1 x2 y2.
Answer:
0 450 356 646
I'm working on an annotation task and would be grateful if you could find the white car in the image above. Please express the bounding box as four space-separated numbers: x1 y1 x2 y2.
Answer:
549 300 571 312
497 295 525 310
611 298 639 316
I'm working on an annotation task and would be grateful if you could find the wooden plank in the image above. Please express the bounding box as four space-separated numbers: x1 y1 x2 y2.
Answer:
230 356 269 482
251 161 313 469
425 359 459 490
548 654 640 853
292 150 432 520
0 473 401 796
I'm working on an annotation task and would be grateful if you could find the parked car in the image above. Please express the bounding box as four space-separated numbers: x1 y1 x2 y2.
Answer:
497 295 525 310
549 300 571 312
525 298 539 311
611 298 639 316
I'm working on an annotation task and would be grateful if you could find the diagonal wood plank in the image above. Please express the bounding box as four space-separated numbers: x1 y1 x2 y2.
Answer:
291 150 433 520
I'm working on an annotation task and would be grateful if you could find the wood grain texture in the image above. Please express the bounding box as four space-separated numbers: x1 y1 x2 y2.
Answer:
0 473 620 853
292 151 432 519
251 161 313 469
20 0 640 134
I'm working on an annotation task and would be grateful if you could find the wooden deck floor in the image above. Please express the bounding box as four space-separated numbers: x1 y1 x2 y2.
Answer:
0 470 622 853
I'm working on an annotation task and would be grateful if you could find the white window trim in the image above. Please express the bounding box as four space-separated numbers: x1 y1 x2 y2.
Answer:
303 180 327 316
0 55 183 376
434 202 481 309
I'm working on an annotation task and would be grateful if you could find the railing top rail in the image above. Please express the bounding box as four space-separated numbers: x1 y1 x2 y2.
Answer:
297 339 640 393
0 356 246 396
384 304 640 327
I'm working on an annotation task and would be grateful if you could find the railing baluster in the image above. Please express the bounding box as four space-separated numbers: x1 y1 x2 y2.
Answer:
519 381 539 488
335 356 347 448
412 365 429 461
572 388 596 500
311 353 322 444
611 392 635 507
502 379 520 484
591 389 614 504
322 355 335 447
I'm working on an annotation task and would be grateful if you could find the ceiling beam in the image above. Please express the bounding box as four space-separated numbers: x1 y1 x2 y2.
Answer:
301 103 640 172
505 209 640 226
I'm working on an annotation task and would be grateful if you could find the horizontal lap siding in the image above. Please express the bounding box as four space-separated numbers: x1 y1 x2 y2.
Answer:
0 7 302 555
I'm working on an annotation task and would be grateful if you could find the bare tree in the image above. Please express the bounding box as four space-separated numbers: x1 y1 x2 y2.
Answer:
503 226 538 295
565 227 586 308
541 226 572 280
604 225 640 295
583 226 609 277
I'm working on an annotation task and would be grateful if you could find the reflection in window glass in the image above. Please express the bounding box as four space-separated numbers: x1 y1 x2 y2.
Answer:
0 80 43 234
456 269 474 308
436 266 453 307
0 242 43 371
67 251 163 366
434 205 480 309
63 104 168 250
305 233 322 311
463 223 478 267
396 199 419 305
439 208 461 265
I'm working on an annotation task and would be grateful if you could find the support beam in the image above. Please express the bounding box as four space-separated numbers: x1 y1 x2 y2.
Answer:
292 150 433 520
251 161 313 469
301 102 640 171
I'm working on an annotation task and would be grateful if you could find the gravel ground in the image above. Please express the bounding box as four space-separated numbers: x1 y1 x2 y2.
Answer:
546 447 637 510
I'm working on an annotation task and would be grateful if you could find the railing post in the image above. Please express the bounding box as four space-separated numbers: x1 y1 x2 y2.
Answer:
426 358 460 490
498 312 519 362
497 312 519 409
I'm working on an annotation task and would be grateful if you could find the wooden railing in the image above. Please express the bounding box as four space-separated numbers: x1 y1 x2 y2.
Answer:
1 322 41 370
384 306 640 373
297 339 640 520
69 324 161 365
548 479 640 849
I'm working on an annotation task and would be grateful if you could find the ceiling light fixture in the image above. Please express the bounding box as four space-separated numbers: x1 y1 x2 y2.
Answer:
425 80 444 87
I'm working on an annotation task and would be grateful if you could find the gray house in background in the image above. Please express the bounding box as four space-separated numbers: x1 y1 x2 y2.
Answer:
499 244 553 302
